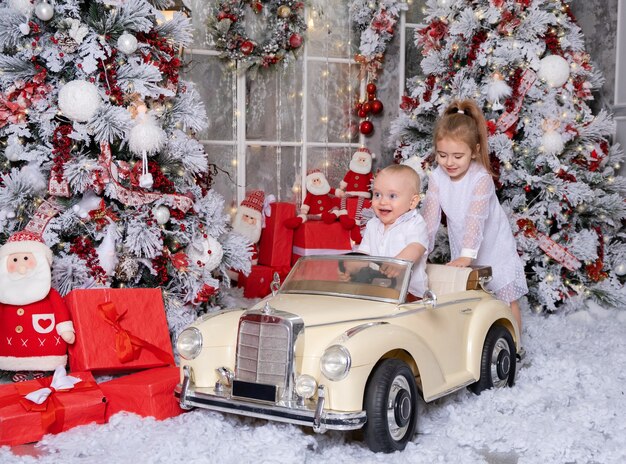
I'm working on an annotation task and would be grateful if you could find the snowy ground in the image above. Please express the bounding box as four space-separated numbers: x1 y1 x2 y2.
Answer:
2 302 626 464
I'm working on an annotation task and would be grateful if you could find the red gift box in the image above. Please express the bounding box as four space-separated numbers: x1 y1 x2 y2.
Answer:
238 265 291 299
258 202 296 268
292 221 352 265
0 371 106 446
99 367 184 421
66 288 175 373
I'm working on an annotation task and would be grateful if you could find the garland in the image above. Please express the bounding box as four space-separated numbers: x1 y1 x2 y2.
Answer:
209 0 306 73
350 0 406 136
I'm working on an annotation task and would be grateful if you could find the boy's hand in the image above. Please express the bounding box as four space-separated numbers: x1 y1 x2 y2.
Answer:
338 271 351 282
447 257 473 267
380 262 402 278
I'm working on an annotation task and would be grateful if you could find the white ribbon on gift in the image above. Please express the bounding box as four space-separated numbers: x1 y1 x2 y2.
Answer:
24 366 82 405
262 194 276 228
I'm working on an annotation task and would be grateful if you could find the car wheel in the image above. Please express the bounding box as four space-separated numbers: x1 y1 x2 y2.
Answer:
363 359 418 453
470 324 516 395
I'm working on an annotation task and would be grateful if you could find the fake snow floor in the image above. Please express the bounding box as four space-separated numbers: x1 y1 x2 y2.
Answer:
2 302 626 464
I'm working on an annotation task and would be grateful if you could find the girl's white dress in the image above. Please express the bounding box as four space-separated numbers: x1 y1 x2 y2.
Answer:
422 162 528 303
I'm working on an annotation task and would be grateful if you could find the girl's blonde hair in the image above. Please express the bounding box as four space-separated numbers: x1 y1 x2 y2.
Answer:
433 99 493 176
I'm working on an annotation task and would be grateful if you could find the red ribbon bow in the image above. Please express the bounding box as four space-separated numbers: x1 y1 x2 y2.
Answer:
97 302 175 365
0 374 99 434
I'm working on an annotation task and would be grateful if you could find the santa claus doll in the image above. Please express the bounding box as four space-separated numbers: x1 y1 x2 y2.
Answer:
285 170 355 230
335 147 374 200
0 230 75 382
335 148 374 243
232 190 265 265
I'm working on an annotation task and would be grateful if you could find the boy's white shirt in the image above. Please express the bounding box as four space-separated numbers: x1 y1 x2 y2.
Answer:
357 209 429 297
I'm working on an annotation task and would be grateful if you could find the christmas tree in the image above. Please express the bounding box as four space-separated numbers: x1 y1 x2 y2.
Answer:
392 0 626 311
0 0 251 332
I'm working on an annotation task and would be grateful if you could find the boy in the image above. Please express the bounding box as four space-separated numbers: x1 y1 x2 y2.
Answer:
340 164 428 300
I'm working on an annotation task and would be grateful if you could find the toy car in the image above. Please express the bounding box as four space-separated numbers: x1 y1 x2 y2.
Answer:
175 255 521 453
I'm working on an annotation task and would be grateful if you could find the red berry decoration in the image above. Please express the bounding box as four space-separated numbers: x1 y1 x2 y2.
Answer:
289 33 303 49
524 185 531 192
366 83 377 94
370 99 384 114
368 92 376 101
360 120 374 136
240 41 255 55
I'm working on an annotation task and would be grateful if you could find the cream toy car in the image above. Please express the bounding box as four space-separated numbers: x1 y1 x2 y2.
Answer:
175 255 520 453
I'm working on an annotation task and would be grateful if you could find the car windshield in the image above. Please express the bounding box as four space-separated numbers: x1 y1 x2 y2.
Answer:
280 255 412 303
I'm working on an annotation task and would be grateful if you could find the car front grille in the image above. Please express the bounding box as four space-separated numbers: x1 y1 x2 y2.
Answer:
236 319 290 388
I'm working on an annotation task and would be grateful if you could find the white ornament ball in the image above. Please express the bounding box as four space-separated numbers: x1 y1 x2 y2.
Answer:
538 55 570 88
117 32 138 55
152 205 170 225
186 235 224 272
9 0 34 17
34 1 54 21
615 262 626 276
541 131 564 156
58 80 102 122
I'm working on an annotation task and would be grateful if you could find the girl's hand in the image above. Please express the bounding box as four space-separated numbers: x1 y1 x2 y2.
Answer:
447 257 473 267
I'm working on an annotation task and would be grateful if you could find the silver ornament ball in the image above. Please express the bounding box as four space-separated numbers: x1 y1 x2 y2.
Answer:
615 262 626 276
35 1 54 21
152 205 170 225
117 32 138 55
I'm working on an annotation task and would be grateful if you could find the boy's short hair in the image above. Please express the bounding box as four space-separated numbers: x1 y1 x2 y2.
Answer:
377 164 421 195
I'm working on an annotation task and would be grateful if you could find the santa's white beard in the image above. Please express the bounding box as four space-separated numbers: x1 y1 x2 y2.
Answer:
350 157 372 174
306 177 331 196
0 254 51 305
233 213 262 243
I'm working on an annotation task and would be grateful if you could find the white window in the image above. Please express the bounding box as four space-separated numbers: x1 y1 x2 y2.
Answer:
182 2 370 212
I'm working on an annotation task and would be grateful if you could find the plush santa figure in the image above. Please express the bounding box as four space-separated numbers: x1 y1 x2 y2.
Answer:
232 190 265 265
0 231 75 382
285 170 355 230
335 148 375 244
335 148 374 199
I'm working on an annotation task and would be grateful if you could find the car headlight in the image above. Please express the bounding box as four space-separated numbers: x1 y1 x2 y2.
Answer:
295 374 318 399
176 327 203 360
320 345 351 381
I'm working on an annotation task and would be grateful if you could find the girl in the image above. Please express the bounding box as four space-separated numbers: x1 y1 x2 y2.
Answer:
421 99 527 331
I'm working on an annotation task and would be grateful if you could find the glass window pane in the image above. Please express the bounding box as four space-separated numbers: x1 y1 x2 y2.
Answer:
184 53 236 141
247 66 303 142
307 61 360 144
305 146 353 191
406 1 427 25
204 143 238 211
307 1 355 58
246 146 302 203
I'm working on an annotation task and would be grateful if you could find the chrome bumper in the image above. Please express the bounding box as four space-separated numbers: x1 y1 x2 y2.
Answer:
175 366 366 432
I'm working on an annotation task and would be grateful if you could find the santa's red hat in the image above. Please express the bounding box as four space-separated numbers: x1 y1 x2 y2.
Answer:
239 190 265 222
0 230 53 264
306 169 326 181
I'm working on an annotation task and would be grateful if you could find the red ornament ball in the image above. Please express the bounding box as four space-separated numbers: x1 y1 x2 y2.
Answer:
366 83 377 94
362 102 372 113
357 109 367 118
370 99 384 114
368 92 376 101
289 33 303 49
524 185 531 193
360 120 374 136
240 41 255 55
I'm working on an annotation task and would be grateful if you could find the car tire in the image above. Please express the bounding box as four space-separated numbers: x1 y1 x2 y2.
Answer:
363 359 418 453
470 324 516 395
